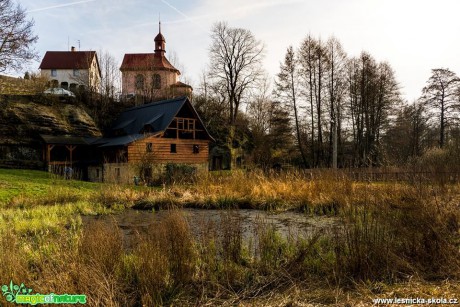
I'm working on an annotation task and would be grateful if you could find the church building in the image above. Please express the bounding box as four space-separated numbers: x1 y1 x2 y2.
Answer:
120 23 192 104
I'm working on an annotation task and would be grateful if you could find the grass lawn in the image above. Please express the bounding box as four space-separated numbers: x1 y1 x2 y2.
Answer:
0 169 124 235
0 168 99 205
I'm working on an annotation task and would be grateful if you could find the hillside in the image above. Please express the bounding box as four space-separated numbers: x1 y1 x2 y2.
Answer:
0 75 43 95
0 95 101 168
0 96 101 142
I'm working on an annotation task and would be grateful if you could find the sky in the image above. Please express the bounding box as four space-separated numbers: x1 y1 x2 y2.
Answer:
15 0 460 102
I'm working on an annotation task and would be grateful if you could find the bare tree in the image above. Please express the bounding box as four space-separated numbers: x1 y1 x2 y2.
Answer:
275 46 308 167
420 68 460 148
0 0 38 72
383 101 429 164
298 35 322 166
99 50 120 100
209 21 265 125
247 74 272 135
246 76 273 167
168 49 190 85
347 53 400 166
325 37 347 168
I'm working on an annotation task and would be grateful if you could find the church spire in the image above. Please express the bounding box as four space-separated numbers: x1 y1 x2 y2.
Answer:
154 20 166 56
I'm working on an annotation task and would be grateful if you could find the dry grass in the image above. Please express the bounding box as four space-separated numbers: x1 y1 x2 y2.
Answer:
131 169 460 218
1 169 459 306
1 197 458 306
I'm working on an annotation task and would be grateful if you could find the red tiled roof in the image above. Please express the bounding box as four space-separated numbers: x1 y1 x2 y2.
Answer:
170 81 192 89
119 53 179 73
39 51 98 70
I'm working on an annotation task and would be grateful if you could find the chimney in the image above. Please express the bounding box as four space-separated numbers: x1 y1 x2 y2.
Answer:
71 46 76 52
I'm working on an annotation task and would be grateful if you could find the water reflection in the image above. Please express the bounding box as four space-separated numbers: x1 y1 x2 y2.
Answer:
82 209 340 250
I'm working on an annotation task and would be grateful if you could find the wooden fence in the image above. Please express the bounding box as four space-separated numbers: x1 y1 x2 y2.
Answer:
344 171 460 183
288 167 460 184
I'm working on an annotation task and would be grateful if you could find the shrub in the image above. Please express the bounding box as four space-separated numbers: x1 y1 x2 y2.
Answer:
164 163 197 185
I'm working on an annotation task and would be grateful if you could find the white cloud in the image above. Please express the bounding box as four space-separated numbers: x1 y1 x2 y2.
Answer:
26 0 96 13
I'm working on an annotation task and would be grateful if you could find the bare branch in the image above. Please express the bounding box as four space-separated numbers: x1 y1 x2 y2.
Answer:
0 0 38 72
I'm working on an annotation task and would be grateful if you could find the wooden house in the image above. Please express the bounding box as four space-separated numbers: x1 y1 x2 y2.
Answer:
90 96 213 183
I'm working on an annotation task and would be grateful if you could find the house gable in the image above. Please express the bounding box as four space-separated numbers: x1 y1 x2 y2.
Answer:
100 96 213 167
109 96 213 141
39 50 101 90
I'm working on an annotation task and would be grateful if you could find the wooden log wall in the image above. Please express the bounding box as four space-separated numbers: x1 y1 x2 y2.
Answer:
128 135 209 164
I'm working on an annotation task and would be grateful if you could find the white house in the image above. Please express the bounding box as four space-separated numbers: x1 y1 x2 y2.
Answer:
39 47 101 92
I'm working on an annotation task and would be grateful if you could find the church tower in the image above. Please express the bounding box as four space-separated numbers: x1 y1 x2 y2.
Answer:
120 21 192 104
154 22 166 56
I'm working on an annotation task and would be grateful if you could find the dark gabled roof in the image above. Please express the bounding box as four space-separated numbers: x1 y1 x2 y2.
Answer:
110 96 213 141
98 134 147 147
40 134 90 145
120 53 179 72
39 51 101 76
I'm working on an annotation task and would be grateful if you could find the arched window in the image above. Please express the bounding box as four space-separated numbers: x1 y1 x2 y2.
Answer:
135 74 145 90
153 74 161 89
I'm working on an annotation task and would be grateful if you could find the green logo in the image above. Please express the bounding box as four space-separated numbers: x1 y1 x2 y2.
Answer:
1 281 33 303
1 281 86 305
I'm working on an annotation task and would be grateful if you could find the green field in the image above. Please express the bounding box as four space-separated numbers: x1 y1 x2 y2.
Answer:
0 169 98 204
0 169 118 235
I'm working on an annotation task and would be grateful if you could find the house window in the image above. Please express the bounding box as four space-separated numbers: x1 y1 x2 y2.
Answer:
51 69 57 77
135 74 145 90
60 82 68 90
170 144 177 153
69 83 77 91
73 69 80 77
146 142 153 152
193 144 199 154
153 74 161 89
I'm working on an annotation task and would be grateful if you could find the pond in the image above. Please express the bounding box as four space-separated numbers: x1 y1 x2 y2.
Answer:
82 209 340 250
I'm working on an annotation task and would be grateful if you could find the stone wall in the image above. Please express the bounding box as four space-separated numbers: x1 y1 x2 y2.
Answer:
101 162 208 185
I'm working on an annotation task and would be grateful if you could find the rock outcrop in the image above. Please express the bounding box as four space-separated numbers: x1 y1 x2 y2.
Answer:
0 96 101 144
0 95 101 168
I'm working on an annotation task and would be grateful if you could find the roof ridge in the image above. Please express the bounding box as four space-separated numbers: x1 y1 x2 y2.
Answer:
124 96 187 112
45 50 95 52
123 53 154 56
